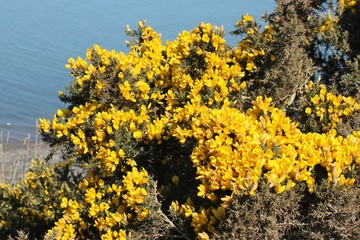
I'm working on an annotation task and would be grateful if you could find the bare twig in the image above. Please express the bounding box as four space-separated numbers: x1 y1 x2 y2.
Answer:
151 182 191 240
35 118 38 157
157 210 191 240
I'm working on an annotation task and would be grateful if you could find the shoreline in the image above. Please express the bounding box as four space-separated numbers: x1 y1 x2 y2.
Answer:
0 139 56 185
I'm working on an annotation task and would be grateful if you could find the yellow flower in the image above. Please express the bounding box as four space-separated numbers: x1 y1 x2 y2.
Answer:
202 33 210 43
119 81 135 101
85 188 97 203
197 184 206 197
137 209 150 221
332 96 343 107
94 217 106 231
246 61 256 71
305 107 312 115
78 179 89 189
118 149 126 158
247 28 255 35
60 197 68 209
99 202 110 212
101 229 114 240
275 184 286 194
118 72 124 79
311 95 321 105
135 80 150 96
133 130 143 139
239 81 247 90
96 80 103 91
89 203 100 217
242 14 254 23
38 118 51 133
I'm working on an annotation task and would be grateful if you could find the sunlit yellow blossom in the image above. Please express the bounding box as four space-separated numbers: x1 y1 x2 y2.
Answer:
38 118 51 133
133 130 143 139
85 188 97 203
311 95 320 104
242 14 254 23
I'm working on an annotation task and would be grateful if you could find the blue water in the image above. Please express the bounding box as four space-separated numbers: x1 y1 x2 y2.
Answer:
0 0 275 142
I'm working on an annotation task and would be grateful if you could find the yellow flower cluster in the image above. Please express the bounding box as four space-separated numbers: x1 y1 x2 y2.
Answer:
37 21 255 238
305 81 360 132
39 20 253 175
46 164 149 239
233 14 269 69
262 25 276 43
320 13 339 34
340 0 357 13
47 20 250 142
235 14 256 35
34 20 360 239
21 160 68 223
0 159 72 236
170 96 360 235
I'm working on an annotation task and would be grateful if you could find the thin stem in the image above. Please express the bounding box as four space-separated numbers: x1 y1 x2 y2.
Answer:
35 118 38 157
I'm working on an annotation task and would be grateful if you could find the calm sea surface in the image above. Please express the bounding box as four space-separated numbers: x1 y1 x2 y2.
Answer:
0 0 275 143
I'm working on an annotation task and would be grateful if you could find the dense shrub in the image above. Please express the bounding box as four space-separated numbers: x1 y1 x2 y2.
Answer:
0 159 70 239
1 0 360 239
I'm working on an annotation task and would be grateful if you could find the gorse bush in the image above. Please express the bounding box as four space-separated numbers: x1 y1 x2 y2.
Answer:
1 0 360 239
0 159 71 238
